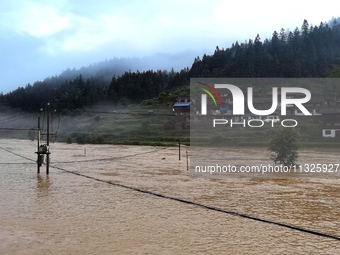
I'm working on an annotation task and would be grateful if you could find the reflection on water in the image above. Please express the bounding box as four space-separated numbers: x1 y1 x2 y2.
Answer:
0 139 340 254
36 174 51 197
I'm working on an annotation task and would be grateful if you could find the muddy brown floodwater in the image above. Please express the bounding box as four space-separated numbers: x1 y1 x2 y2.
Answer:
0 139 340 254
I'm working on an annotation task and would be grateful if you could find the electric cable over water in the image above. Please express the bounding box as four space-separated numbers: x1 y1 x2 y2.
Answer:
0 145 339 242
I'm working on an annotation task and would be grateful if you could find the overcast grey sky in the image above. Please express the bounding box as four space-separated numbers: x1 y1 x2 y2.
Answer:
0 0 338 93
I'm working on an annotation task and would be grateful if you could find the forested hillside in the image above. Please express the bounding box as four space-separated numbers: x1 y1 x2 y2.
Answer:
190 19 340 77
1 18 340 113
0 68 189 112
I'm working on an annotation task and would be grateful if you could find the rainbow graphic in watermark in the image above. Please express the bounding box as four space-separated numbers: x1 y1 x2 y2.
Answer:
199 82 223 114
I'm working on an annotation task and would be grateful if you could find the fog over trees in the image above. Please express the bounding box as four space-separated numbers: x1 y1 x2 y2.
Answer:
1 18 340 112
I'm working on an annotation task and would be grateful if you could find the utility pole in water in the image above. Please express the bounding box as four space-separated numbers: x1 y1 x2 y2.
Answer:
46 103 51 174
36 103 53 175
36 117 41 174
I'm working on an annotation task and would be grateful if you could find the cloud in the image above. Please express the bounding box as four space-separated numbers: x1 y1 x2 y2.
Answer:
0 0 338 94
7 2 70 37
2 0 228 56
58 14 135 52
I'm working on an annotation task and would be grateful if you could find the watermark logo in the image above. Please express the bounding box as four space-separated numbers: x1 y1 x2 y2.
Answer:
201 84 311 116
190 78 340 179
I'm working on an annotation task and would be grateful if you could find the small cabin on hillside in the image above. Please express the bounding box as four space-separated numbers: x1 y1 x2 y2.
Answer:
173 97 191 116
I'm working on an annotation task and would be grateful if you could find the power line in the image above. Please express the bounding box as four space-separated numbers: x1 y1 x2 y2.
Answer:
0 113 25 123
0 146 35 162
0 162 36 165
50 164 340 242
51 114 61 136
0 128 36 131
0 110 178 123
89 111 176 117
0 110 181 134
52 149 159 164
0 113 34 124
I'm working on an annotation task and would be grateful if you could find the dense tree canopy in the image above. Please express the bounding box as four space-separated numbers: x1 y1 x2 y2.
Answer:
0 69 190 112
190 19 340 78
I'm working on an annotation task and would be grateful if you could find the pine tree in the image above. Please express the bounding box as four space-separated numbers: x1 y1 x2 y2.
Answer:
301 19 309 37
279 28 287 43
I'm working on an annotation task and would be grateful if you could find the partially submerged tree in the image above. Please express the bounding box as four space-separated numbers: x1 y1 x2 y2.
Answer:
268 127 301 166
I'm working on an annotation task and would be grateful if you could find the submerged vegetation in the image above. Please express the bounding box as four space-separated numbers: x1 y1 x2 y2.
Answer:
268 127 301 166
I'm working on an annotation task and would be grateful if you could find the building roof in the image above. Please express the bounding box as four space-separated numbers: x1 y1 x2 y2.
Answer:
173 102 191 107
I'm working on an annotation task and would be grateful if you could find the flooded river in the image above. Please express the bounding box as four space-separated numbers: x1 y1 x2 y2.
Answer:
0 139 340 254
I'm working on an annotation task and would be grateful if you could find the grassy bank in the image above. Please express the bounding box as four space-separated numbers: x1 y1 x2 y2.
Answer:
55 104 189 146
1 97 339 149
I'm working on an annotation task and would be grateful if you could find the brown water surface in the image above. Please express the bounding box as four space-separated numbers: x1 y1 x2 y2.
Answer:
0 139 339 254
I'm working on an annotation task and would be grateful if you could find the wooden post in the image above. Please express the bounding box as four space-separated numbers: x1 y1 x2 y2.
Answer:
179 141 181 161
37 117 40 174
46 106 50 175
186 151 189 171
